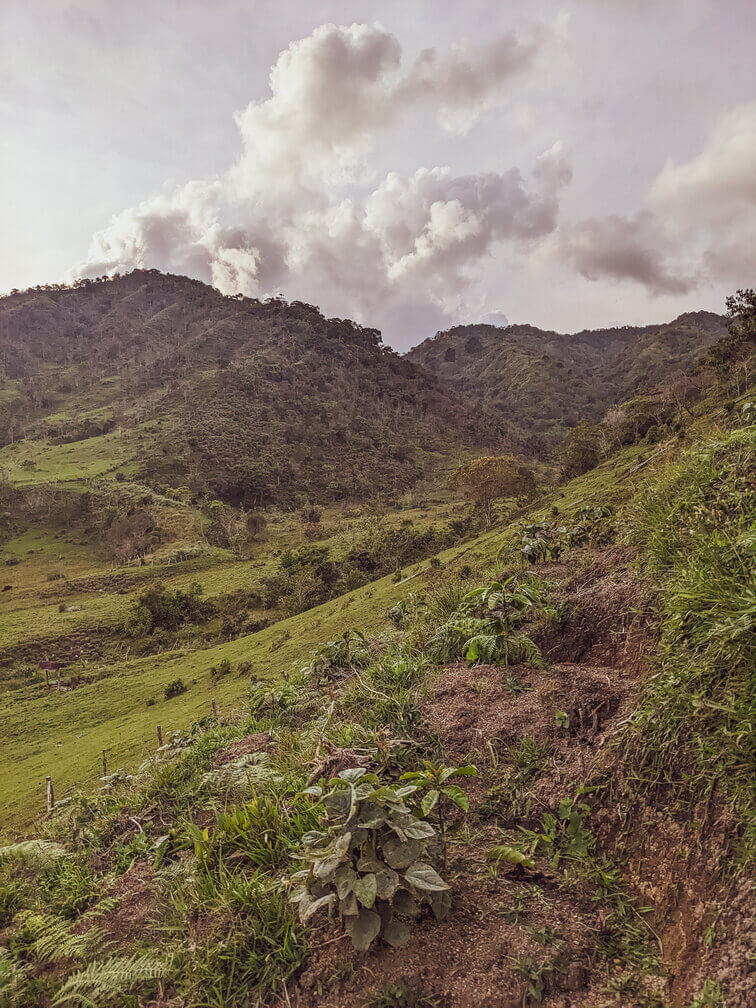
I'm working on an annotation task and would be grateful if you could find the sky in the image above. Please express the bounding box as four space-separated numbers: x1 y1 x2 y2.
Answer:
1 0 754 350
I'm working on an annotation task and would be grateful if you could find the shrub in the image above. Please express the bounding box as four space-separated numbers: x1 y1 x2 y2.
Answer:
291 769 451 951
164 678 187 700
126 581 211 636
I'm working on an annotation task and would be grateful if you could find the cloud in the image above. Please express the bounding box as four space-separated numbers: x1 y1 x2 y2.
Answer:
549 101 756 296
554 211 694 295
647 100 756 226
70 21 564 346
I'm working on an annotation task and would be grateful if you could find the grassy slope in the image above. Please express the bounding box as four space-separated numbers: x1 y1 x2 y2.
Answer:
0 440 651 835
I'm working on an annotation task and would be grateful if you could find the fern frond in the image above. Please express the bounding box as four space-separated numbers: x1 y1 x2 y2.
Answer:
201 754 283 798
80 896 119 921
0 839 68 870
15 911 103 964
0 948 28 1002
53 952 173 1006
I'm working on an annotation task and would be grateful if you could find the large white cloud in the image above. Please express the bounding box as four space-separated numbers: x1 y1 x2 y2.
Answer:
70 20 565 345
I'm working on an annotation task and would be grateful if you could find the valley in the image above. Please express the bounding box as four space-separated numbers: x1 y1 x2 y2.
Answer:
0 274 752 1008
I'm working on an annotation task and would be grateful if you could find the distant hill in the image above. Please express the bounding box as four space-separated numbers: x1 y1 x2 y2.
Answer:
0 271 499 506
406 312 727 447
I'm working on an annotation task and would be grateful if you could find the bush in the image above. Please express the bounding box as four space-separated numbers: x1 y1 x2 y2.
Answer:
126 581 212 636
164 678 187 700
291 769 451 951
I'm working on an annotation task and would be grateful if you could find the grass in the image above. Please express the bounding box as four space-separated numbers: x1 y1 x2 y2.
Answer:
0 429 136 486
622 425 756 864
0 419 749 1006
0 435 669 834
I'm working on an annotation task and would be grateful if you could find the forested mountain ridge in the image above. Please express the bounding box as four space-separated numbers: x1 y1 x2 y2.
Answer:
0 271 501 505
407 310 727 445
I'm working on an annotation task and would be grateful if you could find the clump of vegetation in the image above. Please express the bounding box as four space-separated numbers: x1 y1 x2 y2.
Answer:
291 768 457 950
164 678 187 700
451 455 536 525
622 428 756 862
125 580 212 636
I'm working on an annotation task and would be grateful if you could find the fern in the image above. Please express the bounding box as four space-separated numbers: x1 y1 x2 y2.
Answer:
15 911 104 964
0 840 68 870
200 754 283 799
53 952 173 1006
0 948 28 1004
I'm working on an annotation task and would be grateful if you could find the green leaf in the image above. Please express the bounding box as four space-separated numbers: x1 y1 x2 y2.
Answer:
338 768 368 783
487 845 536 870
298 891 335 923
374 866 400 901
323 788 353 821
313 833 351 881
382 836 425 870
402 818 436 841
345 908 381 951
383 917 411 948
352 873 377 909
429 888 452 921
334 865 357 900
421 789 439 816
357 801 386 829
441 785 468 811
392 890 421 918
404 862 449 892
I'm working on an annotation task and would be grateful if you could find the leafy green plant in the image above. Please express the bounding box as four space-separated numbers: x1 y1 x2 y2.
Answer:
387 594 428 629
522 798 595 867
164 677 187 700
509 954 551 1003
53 952 173 1006
304 629 372 683
0 841 68 870
400 762 477 870
290 768 450 951
370 979 436 1007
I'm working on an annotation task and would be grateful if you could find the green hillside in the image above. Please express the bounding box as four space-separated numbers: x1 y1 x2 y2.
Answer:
0 280 752 1008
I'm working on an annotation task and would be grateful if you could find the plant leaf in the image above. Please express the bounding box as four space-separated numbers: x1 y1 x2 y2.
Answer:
298 892 335 923
487 845 536 870
383 917 411 948
404 862 449 892
345 908 381 951
441 785 468 811
381 836 425 870
421 789 439 816
352 873 377 909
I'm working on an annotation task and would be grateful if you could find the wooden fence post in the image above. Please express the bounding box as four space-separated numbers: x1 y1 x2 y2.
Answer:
157 725 163 747
211 698 217 718
46 776 55 812
102 750 107 777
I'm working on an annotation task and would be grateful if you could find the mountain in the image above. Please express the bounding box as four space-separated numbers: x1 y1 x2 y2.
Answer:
0 271 499 506
406 311 727 447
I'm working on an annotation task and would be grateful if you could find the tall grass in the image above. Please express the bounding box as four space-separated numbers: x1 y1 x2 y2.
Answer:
623 427 755 864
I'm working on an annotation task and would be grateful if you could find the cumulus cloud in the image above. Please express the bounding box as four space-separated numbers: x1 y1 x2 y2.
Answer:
71 20 566 345
551 101 756 296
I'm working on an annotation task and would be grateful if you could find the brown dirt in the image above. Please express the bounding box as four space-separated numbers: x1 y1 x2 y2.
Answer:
80 862 159 947
212 731 273 766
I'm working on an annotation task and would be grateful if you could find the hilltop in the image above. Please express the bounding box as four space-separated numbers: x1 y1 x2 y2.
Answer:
0 271 499 507
407 312 727 450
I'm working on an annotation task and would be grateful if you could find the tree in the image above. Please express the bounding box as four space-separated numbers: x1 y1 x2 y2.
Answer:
451 455 536 525
561 422 602 478
704 288 756 393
